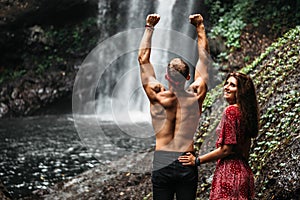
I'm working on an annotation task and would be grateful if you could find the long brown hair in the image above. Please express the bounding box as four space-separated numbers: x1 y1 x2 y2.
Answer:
225 72 259 138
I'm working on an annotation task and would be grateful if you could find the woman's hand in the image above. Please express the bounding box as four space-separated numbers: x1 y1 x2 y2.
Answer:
178 152 196 166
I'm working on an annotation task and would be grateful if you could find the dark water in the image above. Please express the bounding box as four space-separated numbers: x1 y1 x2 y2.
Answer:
0 115 155 199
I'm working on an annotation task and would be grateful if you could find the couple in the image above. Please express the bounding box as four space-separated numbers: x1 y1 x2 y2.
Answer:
138 14 259 200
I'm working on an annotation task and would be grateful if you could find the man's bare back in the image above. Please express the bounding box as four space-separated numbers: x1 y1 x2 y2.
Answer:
150 88 202 152
138 14 209 153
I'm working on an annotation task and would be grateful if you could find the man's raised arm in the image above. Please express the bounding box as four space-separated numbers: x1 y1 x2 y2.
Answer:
138 14 163 101
189 14 210 101
138 14 160 84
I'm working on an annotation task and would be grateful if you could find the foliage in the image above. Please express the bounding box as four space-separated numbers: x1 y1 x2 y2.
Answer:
204 0 251 57
44 17 98 56
245 0 300 36
204 0 300 62
0 17 99 83
248 26 300 197
0 69 27 85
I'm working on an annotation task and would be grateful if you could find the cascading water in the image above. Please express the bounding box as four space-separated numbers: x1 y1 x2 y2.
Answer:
150 0 177 86
94 0 199 123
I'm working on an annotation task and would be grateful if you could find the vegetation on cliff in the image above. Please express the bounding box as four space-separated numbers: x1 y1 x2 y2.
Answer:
195 25 300 199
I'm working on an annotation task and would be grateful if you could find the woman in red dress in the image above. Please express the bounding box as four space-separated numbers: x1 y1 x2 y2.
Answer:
178 72 259 199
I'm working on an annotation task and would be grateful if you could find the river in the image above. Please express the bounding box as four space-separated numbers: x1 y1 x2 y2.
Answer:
0 115 155 198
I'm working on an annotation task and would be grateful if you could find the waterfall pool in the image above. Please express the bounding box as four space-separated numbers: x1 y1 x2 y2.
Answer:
0 115 154 198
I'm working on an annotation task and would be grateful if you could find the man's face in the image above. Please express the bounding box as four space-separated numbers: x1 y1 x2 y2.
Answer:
223 76 237 104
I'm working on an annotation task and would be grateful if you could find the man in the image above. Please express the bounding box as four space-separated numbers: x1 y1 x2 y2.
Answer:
138 13 210 200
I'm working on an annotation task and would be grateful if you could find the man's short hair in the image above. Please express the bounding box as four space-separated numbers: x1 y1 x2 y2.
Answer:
166 58 189 84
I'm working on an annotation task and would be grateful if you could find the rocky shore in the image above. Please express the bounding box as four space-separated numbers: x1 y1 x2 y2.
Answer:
0 70 75 117
35 151 154 200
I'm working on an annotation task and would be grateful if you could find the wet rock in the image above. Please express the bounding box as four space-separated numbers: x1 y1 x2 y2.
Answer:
0 103 9 117
0 182 12 200
34 151 153 200
10 88 19 99
255 136 300 200
0 69 76 117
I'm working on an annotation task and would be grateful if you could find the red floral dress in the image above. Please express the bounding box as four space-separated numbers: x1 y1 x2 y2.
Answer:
210 105 255 200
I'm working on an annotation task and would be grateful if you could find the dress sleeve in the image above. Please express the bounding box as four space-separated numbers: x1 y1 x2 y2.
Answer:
216 106 238 146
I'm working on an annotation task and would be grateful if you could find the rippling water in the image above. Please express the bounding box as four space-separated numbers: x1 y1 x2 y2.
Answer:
0 115 155 199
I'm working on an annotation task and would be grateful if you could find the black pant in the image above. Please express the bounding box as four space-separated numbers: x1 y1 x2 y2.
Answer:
152 151 198 200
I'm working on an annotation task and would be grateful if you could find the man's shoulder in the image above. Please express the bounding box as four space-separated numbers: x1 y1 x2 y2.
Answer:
157 90 173 96
152 90 178 109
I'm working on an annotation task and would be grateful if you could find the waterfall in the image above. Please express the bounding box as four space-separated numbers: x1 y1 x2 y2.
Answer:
97 0 109 39
94 0 155 124
150 0 177 86
156 0 177 28
82 0 199 124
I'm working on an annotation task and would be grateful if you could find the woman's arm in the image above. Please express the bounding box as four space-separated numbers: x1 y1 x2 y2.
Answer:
178 144 233 166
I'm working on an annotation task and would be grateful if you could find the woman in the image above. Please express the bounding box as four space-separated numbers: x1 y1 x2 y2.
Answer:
178 72 259 199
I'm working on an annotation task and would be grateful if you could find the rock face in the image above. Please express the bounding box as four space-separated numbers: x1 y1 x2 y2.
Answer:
0 0 99 118
0 71 74 117
0 0 98 64
0 0 98 27
256 137 300 199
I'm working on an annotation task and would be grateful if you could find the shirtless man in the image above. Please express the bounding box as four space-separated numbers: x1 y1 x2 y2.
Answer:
138 13 210 200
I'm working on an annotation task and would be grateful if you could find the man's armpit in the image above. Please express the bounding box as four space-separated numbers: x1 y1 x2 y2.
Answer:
145 82 165 102
198 81 208 100
148 80 165 93
153 84 165 93
188 78 207 98
196 78 207 94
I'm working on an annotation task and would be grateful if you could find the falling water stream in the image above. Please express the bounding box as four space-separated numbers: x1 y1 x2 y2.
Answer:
95 0 198 122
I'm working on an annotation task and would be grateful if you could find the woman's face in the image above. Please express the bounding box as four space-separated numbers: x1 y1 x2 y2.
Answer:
224 76 238 104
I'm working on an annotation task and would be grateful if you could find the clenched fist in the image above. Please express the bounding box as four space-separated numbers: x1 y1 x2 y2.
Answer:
189 14 204 27
146 14 160 27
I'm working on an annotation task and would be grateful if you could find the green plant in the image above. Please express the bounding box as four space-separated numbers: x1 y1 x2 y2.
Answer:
0 68 27 84
11 70 26 79
206 0 250 52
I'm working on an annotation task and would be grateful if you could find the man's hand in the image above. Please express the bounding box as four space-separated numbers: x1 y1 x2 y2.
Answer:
146 14 160 27
189 14 203 27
